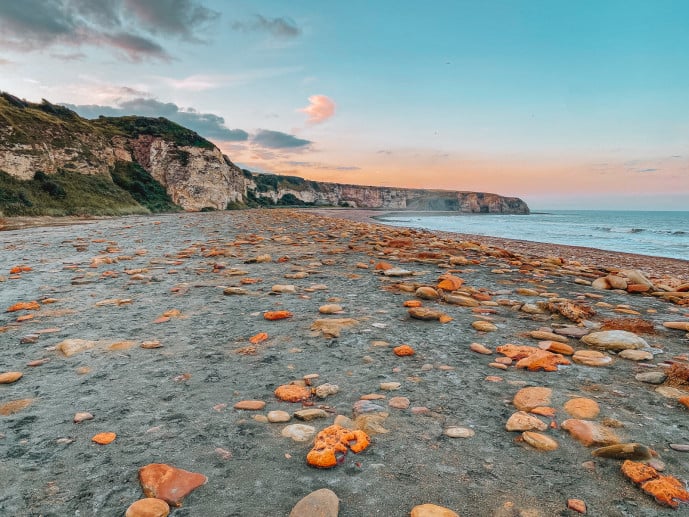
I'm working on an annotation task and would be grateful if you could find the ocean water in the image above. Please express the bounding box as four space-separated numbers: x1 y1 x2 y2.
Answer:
376 210 689 260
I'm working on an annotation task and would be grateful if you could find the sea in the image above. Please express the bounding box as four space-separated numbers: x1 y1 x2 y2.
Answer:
375 210 689 261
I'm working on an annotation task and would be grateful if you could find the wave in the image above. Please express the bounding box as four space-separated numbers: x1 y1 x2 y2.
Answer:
594 226 686 236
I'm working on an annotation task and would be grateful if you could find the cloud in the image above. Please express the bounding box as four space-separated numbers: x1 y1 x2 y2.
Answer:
251 130 311 149
65 97 248 141
284 160 360 171
0 58 12 65
636 168 658 173
231 15 300 38
299 94 335 124
0 0 217 61
159 67 303 91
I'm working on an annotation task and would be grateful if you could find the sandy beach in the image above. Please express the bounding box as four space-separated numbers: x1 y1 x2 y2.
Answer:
1 208 689 516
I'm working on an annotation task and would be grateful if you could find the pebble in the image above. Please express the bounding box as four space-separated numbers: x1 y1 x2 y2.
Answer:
125 498 170 517
138 463 207 507
567 499 587 514
289 488 339 517
513 387 552 411
0 398 34 416
522 431 558 451
561 419 620 446
489 362 508 370
444 426 475 438
415 287 439 300
506 411 548 432
388 397 410 409
314 383 339 398
56 339 96 357
592 443 652 460
223 287 248 295
472 320 497 332
294 408 328 421
581 330 647 351
91 432 117 445
233 400 266 410
267 410 291 423
380 382 401 391
281 424 317 442
0 371 23 384
669 444 689 452
393 345 415 356
272 284 297 294
141 340 162 349
530 330 568 343
469 343 492 355
572 350 612 367
410 503 459 517
74 412 94 423
618 349 653 361
635 371 666 384
563 398 600 419
383 267 413 277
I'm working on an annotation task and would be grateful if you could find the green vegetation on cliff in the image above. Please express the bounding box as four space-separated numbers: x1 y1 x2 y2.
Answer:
110 161 179 213
93 116 215 149
0 169 149 216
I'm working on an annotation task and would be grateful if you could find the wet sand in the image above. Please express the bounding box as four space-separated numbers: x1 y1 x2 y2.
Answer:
1 209 689 516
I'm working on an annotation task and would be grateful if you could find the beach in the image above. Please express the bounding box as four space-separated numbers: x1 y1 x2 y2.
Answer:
1 208 689 516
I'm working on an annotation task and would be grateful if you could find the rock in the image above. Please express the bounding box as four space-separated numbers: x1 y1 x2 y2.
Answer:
141 340 162 349
444 427 475 438
91 432 116 444
443 294 479 307
223 287 248 295
592 277 611 290
655 386 687 399
530 330 568 343
415 287 439 300
520 303 543 314
537 341 574 355
563 398 600 419
472 321 497 332
606 275 628 290
581 330 647 351
314 383 339 398
318 304 343 314
635 371 666 384
294 409 328 421
388 397 410 409
281 424 317 442
125 498 170 517
0 398 34 416
383 267 413 277
505 412 548 432
618 349 653 361
310 318 358 338
56 339 96 357
289 488 339 517
138 463 207 507
522 431 558 451
0 371 22 384
272 284 297 294
567 499 586 514
572 350 612 367
275 384 311 402
333 415 357 429
408 307 446 321
561 419 620 446
621 269 654 289
267 410 291 423
410 503 459 517
553 326 590 338
470 343 492 355
354 413 390 435
669 444 689 452
592 443 653 460
380 382 401 391
352 400 387 416
663 321 689 332
74 412 94 423
513 387 552 411
393 345 415 356
233 400 266 410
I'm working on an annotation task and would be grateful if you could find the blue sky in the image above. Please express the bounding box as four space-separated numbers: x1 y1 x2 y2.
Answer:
0 0 687 209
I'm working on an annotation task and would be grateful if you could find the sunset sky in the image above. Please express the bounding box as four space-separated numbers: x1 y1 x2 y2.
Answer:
1 1 687 209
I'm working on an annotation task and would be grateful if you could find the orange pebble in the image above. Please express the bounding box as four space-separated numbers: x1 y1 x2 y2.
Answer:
393 345 415 357
403 300 423 308
249 332 268 344
263 310 293 321
92 432 117 445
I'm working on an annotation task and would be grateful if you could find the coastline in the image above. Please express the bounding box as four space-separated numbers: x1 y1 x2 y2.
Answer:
311 208 689 282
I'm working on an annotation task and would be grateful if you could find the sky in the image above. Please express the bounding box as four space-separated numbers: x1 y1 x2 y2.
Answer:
0 0 688 210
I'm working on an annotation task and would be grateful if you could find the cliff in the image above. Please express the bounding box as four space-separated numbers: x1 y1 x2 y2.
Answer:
0 91 529 216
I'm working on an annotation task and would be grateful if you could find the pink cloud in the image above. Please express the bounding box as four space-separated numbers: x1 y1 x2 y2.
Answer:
299 94 335 124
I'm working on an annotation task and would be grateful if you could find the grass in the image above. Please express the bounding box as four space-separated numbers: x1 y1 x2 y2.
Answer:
110 161 179 213
93 116 215 149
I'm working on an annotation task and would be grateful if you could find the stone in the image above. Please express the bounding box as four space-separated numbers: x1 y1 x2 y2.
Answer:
281 424 317 442
581 330 647 351
383 267 413 277
233 400 266 410
663 321 689 332
618 349 653 361
669 444 689 452
318 304 343 314
444 426 475 438
272 284 297 294
530 330 568 343
289 488 339 517
91 432 116 444
138 463 207 507
522 431 558 451
591 277 611 290
561 419 620 446
572 350 612 367
415 287 439 300
472 320 497 332
314 383 339 398
388 397 410 409
443 294 479 307
408 307 446 321
410 503 459 517
537 340 574 355
635 371 666 384
141 340 162 349
563 398 600 419
393 345 415 356
74 412 94 423
267 410 291 423
310 318 358 338
56 339 96 357
621 269 654 289
513 387 552 411
606 275 628 290
380 382 401 391
470 343 492 355
592 443 653 460
223 287 248 295
0 398 34 416
275 384 311 402
655 386 686 399
0 371 22 384
506 412 548 432
294 409 328 421
125 498 170 517
333 415 356 429
567 499 586 514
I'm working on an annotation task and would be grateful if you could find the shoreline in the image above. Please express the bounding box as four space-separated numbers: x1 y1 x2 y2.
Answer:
311 208 689 282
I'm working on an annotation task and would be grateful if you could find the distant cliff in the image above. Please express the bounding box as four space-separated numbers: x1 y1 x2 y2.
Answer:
0 91 529 216
243 172 529 214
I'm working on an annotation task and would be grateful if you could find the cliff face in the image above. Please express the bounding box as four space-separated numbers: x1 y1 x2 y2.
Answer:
245 173 530 214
